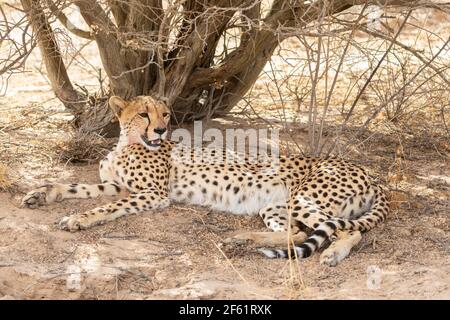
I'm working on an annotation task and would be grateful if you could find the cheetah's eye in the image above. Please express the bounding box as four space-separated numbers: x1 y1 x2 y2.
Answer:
138 113 148 118
162 112 170 117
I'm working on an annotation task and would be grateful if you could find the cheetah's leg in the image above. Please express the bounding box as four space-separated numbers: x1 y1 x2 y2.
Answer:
260 185 388 263
319 230 362 266
290 202 334 230
225 228 307 247
225 203 307 247
99 156 115 183
21 183 124 208
258 203 290 232
259 199 335 259
59 189 170 231
262 198 361 266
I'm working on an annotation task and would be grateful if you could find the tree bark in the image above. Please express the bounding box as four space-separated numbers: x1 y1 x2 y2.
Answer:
18 0 443 135
20 0 84 113
160 0 246 105
75 0 135 98
171 0 415 122
171 28 279 122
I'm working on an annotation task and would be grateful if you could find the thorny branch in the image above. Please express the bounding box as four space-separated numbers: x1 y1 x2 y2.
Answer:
0 0 448 142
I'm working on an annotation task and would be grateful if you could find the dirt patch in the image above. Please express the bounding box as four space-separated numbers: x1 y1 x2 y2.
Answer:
0 135 449 299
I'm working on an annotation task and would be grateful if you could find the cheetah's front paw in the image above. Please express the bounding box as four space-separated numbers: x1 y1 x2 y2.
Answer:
21 185 62 208
21 188 48 208
320 246 350 267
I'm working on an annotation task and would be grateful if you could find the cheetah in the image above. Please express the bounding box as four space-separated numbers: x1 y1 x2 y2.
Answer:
21 95 389 266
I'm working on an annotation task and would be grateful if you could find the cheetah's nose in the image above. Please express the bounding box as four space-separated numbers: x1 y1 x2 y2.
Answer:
154 127 166 135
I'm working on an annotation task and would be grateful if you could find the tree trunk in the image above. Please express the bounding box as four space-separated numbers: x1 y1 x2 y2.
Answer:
75 0 135 98
20 0 121 135
20 0 84 114
171 30 279 122
17 0 439 136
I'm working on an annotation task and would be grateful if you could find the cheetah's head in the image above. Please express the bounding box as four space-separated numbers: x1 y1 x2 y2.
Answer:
109 95 170 150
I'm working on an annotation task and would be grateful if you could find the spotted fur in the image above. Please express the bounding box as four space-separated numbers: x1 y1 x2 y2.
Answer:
21 95 389 266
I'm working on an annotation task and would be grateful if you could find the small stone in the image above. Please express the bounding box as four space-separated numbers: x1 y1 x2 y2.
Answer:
397 228 412 237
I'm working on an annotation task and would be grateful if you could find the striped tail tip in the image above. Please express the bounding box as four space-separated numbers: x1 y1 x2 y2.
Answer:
258 247 306 259
258 248 288 259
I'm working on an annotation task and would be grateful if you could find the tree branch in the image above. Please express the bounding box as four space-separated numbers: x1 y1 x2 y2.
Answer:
20 0 84 112
75 0 134 98
46 0 93 40
161 0 247 104
185 0 441 90
358 26 450 85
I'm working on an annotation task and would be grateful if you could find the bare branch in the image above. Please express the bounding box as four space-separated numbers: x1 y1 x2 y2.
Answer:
20 0 84 111
46 0 93 40
75 0 134 97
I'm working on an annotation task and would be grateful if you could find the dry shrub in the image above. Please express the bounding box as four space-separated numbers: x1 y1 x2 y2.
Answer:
237 7 450 158
52 130 111 164
0 164 12 192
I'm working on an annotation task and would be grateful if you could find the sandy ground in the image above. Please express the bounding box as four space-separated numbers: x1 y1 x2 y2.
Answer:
0 5 449 300
0 172 449 299
0 113 449 299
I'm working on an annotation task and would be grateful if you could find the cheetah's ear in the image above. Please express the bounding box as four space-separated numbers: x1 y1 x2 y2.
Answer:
109 96 127 116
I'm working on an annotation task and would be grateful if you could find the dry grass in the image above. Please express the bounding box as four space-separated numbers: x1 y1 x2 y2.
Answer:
0 164 11 192
51 130 111 164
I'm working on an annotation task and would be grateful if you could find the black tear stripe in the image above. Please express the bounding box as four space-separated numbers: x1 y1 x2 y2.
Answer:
145 118 151 132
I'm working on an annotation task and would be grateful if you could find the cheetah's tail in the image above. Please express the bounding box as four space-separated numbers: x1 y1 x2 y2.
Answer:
258 185 389 260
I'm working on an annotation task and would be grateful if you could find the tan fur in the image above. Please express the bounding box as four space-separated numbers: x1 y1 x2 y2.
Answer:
21 95 389 266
